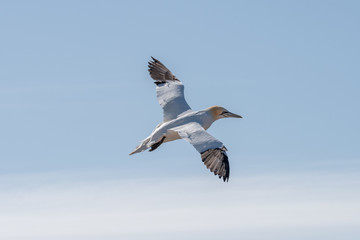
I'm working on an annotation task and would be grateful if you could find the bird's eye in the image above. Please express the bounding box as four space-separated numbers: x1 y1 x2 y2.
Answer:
221 111 229 115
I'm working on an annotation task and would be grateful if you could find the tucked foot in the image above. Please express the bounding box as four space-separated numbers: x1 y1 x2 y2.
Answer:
149 136 166 152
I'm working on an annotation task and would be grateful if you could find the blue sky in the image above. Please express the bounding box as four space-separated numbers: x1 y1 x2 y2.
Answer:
0 1 359 239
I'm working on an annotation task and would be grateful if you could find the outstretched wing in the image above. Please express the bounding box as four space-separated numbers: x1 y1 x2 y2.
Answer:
170 122 230 182
148 57 192 122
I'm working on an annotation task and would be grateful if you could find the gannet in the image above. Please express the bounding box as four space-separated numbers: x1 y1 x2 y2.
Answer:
130 57 242 182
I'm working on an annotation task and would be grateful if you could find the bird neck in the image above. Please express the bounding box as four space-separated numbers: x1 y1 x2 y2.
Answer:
200 107 220 130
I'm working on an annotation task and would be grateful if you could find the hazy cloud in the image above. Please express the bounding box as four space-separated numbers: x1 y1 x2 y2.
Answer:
0 170 359 240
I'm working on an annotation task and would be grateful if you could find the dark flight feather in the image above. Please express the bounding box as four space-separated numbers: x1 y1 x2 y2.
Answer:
201 147 230 182
148 57 179 84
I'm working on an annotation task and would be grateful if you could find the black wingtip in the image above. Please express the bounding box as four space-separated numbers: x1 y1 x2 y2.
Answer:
201 147 230 182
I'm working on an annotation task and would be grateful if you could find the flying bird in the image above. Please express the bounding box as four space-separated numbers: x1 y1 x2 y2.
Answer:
130 57 242 181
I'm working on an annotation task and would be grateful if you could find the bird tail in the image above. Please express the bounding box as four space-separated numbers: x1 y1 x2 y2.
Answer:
129 138 151 155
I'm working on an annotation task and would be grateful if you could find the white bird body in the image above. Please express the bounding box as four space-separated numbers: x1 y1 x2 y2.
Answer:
130 57 242 182
131 108 216 154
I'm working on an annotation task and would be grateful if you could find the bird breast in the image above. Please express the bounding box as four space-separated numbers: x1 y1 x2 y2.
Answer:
163 130 181 142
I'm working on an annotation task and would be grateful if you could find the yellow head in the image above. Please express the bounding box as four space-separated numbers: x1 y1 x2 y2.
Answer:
208 106 243 120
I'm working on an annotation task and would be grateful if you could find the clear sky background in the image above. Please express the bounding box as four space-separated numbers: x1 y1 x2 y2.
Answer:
0 1 359 239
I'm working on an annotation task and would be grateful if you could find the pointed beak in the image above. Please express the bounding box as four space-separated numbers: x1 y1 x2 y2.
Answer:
222 112 243 118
